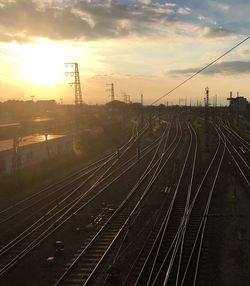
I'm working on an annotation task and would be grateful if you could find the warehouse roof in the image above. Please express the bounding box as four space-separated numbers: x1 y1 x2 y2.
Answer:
0 134 67 152
0 123 21 128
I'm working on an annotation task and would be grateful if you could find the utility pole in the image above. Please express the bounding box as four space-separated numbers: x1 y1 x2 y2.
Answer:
127 94 130 103
107 83 115 102
65 63 83 106
123 93 130 104
227 91 233 122
205 87 209 108
13 136 21 173
141 94 144 125
65 62 83 150
236 91 240 126
137 145 141 181
179 98 185 106
204 87 209 150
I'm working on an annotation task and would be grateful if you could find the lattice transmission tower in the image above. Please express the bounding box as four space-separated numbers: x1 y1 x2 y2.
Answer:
65 63 83 105
107 83 115 101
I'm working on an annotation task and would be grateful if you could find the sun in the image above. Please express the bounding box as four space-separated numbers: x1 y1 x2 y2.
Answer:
17 41 67 85
4 39 98 90
6 39 81 86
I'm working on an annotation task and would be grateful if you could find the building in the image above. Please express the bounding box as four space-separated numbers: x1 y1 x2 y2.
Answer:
0 134 73 175
227 93 248 114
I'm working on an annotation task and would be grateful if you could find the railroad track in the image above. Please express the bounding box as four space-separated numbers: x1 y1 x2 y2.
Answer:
0 124 154 240
2 116 235 286
53 119 182 286
123 121 226 286
217 121 250 188
0 122 166 279
0 125 147 226
133 121 197 286
120 121 189 286
163 126 225 286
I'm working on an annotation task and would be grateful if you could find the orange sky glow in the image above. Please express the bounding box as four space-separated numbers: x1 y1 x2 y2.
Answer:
0 1 249 106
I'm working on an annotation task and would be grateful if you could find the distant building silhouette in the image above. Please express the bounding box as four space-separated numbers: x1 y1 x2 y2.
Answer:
227 93 248 114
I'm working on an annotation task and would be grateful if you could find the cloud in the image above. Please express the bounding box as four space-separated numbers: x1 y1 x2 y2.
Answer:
241 48 250 55
178 7 191 15
202 27 234 38
166 3 176 8
198 15 216 25
0 1 92 41
0 0 180 42
138 0 151 5
170 61 250 75
0 0 244 44
209 2 230 12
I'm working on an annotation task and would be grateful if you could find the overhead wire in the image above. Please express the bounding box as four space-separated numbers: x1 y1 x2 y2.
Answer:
0 48 23 63
0 47 26 81
151 35 250 105
0 57 22 67
0 49 17 58
0 72 27 82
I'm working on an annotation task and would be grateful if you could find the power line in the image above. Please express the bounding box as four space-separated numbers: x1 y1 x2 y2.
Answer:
0 48 23 61
0 49 17 58
151 35 250 105
0 72 24 81
0 48 25 72
0 57 22 67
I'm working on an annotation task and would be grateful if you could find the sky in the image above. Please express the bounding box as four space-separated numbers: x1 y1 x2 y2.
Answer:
0 0 249 105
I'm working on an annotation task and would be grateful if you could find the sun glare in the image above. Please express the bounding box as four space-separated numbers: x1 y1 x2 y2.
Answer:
20 41 66 85
9 40 81 86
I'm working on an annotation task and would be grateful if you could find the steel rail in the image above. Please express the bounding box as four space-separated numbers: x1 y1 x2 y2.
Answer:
216 124 250 187
166 126 222 285
53 120 180 286
226 121 250 148
132 121 189 286
148 123 196 286
0 123 161 278
0 132 156 253
174 122 198 286
218 126 250 171
0 157 117 225
191 130 226 286
136 122 220 285
169 127 224 286
0 123 146 222
0 124 151 274
0 134 154 254
0 123 139 214
120 121 183 286
223 124 250 152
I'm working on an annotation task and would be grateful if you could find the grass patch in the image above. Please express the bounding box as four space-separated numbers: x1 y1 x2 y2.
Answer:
193 117 210 161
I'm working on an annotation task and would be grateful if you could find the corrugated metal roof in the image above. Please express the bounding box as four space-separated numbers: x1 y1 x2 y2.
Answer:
0 123 21 128
0 134 67 152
